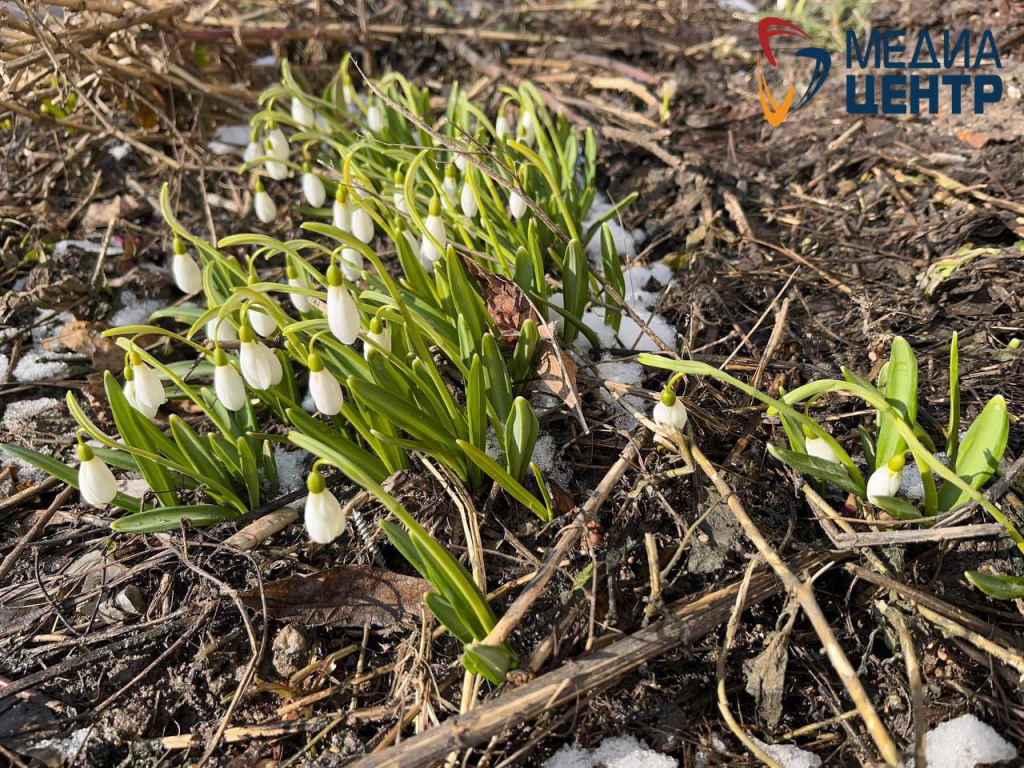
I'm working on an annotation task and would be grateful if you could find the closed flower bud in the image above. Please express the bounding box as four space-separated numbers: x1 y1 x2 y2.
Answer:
77 443 119 506
207 316 237 342
238 326 277 390
339 247 364 282
301 163 326 207
264 138 288 181
366 103 384 133
460 181 478 218
495 115 510 140
246 304 277 337
518 110 536 145
213 348 246 412
267 125 289 161
243 137 261 165
867 455 905 504
254 179 277 224
326 265 360 345
419 196 445 265
333 187 351 231
286 264 312 313
307 353 344 415
442 167 457 210
352 206 374 244
291 98 315 129
171 237 203 294
392 169 407 214
509 191 528 220
123 367 158 419
131 354 166 413
802 425 839 464
652 387 688 431
304 469 347 543
454 153 468 173
364 316 391 358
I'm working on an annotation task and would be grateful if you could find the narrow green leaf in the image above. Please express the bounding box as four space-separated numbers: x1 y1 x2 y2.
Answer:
0 443 142 511
965 570 1024 600
937 395 1008 512
870 495 923 520
458 439 550 521
111 504 237 532
561 238 588 344
948 331 960 461
504 397 539 484
874 337 918 470
766 444 865 498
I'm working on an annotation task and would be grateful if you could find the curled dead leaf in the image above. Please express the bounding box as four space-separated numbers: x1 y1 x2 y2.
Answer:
43 320 124 374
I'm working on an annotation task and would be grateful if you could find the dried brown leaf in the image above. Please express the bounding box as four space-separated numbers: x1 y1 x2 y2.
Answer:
43 320 123 374
239 565 429 628
81 195 149 230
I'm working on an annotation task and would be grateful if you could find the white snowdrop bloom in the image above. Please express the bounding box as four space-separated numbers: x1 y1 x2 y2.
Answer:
254 180 277 224
518 110 536 145
392 169 408 213
243 138 261 165
207 316 237 342
867 455 905 504
291 98 316 129
123 374 158 419
342 82 356 107
339 247 364 282
454 153 468 173
131 357 166 413
301 165 326 207
419 196 446 265
326 265 360 345
352 206 374 244
77 444 118 507
171 239 203 294
495 115 510 140
213 348 246 412
442 168 458 210
460 181 478 218
509 191 528 220
652 388 688 431
367 103 384 133
803 427 840 464
304 470 347 543
267 126 289 160
287 265 312 313
238 326 277 391
264 138 288 181
268 347 283 385
333 188 352 232
246 305 277 337
364 317 391 358
307 353 344 415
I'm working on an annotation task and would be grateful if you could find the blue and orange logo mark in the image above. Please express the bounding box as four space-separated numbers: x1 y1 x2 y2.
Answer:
756 18 831 126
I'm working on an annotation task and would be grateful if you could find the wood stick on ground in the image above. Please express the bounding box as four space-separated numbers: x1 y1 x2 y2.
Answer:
352 550 831 768
0 485 74 584
686 440 903 766
833 523 1005 549
481 439 639 647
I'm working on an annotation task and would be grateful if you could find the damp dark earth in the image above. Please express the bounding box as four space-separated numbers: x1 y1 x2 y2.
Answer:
1 1 1023 767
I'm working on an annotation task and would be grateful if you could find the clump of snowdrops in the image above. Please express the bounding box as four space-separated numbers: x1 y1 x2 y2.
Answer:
642 334 1023 600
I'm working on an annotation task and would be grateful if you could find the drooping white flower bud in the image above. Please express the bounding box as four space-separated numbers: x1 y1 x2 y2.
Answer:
509 191 528 220
367 103 384 133
238 325 277 390
264 138 288 181
291 98 316 129
518 109 536 145
207 316 238 342
352 205 374 244
286 263 312 314
803 426 840 464
326 265 360 345
246 304 277 337
123 366 158 419
460 180 478 218
392 169 408 214
364 316 391 359
339 247 364 282
254 179 277 224
867 455 905 504
304 469 347 543
333 186 351 232
495 115 510 140
77 443 118 507
454 153 468 173
652 387 688 431
419 196 445 266
243 135 261 165
267 125 289 161
307 352 344 415
442 166 458 211
213 347 246 412
131 353 166 413
301 162 326 207
171 237 203 295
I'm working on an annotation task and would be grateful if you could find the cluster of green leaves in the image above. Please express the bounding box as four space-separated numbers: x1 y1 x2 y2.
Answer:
640 334 1022 600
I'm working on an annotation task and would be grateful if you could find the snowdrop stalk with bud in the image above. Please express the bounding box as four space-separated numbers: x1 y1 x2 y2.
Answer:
305 468 347 543
301 162 326 207
307 352 344 415
326 264 361 345
653 387 688 431
77 442 118 506
171 236 203 294
254 179 277 224
238 325 278 390
867 454 905 505
213 347 247 412
419 195 445 267
803 425 840 464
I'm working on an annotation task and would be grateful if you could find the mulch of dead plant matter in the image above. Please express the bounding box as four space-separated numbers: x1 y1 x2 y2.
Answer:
1 1 1023 766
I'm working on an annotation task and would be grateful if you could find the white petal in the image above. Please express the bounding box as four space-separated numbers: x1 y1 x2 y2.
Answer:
79 457 119 506
247 306 277 337
268 347 283 385
495 116 509 140
805 435 839 464
207 317 237 342
442 178 457 209
288 276 312 313
132 363 166 411
333 200 351 231
302 173 326 207
309 369 344 415
510 192 527 220
305 489 347 543
393 192 408 214
425 214 446 250
454 154 468 173
352 208 374 244
266 158 288 181
327 285 361 345
172 252 203 294
268 127 289 160
215 363 247 411
255 190 277 223
367 105 383 133
653 400 687 430
240 341 274 390
867 465 902 502
365 329 391 357
291 99 315 129
243 140 260 164
460 183 478 218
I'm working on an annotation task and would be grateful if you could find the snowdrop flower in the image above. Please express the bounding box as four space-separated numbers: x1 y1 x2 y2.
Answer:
495 114 510 140
518 110 536 145
123 367 158 419
304 469 347 543
307 352 344 415
802 426 839 464
326 264 360 345
267 124 289 161
419 196 445 266
364 316 391 358
291 97 315 129
652 387 688 432
246 303 277 337
243 134 261 165
171 237 203 295
352 203 374 244
442 165 458 210
264 138 288 181
454 152 468 173
213 348 246 412
460 179 478 218
254 179 277 224
207 316 237 342
77 443 118 506
286 263 312 313
131 354 166 414
301 162 326 207
339 247 364 282
366 102 384 133
509 190 528 220
392 169 408 214
238 325 277 390
867 454 905 505
333 186 351 232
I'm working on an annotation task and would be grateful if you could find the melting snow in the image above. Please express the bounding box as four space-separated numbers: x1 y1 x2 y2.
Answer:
2 397 61 431
544 735 677 768
274 447 311 496
53 239 124 256
915 714 1017 768
582 193 646 263
109 291 163 328
751 738 821 768
208 124 252 155
13 349 72 381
